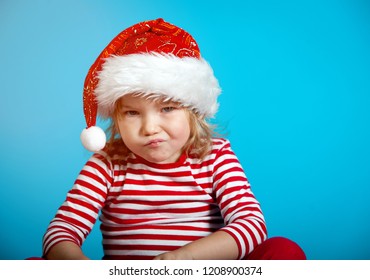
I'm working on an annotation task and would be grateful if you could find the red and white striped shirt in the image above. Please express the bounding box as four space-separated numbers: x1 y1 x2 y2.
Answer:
43 138 267 259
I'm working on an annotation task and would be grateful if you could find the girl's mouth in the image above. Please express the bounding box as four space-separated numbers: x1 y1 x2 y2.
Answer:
145 139 164 147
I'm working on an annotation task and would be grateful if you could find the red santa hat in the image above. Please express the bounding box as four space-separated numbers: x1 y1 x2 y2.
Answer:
80 18 221 152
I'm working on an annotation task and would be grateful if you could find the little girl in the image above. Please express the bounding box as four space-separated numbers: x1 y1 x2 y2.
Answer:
42 18 305 260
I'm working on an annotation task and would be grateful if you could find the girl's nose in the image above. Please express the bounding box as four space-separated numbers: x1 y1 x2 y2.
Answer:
141 115 160 136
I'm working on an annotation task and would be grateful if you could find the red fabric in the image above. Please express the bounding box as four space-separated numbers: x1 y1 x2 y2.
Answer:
244 237 307 260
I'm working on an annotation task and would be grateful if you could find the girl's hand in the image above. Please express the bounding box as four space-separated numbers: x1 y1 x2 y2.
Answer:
45 241 89 260
153 249 194 260
153 231 239 260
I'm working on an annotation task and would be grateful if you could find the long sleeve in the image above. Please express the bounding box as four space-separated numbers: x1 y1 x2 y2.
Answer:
213 140 267 259
42 153 113 256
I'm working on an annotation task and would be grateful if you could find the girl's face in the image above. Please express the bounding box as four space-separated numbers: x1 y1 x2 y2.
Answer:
115 94 191 164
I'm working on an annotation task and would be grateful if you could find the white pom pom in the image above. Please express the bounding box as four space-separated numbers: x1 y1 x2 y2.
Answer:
80 126 107 152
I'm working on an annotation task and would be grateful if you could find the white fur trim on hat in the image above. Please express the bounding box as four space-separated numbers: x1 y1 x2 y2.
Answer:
95 52 221 118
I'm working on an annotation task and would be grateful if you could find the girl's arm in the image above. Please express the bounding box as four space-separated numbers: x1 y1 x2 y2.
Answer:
153 231 238 260
42 153 112 259
45 241 89 260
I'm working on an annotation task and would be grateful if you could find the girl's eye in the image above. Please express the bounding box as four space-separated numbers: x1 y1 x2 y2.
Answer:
125 110 139 116
162 106 176 113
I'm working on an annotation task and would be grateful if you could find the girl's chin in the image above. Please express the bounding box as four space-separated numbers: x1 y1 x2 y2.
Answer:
139 152 180 164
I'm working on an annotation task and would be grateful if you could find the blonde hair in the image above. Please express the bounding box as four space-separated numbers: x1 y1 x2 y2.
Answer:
104 96 216 160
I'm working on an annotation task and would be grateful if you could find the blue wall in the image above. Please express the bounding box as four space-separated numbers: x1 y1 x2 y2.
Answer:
1 0 369 260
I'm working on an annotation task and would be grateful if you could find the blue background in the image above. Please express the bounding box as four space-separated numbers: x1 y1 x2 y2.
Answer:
1 0 369 260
